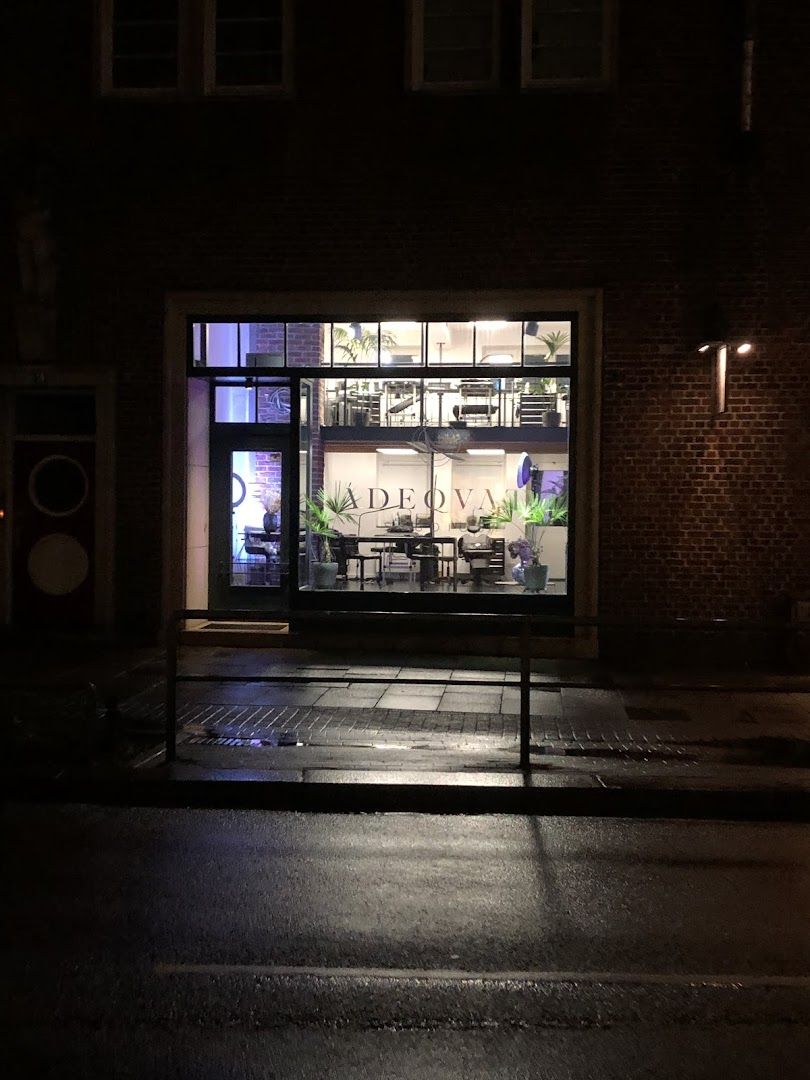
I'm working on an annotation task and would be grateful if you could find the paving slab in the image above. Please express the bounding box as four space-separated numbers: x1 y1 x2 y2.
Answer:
376 691 443 711
344 666 402 678
445 683 504 698
502 689 563 716
315 688 385 708
450 670 508 683
438 693 503 714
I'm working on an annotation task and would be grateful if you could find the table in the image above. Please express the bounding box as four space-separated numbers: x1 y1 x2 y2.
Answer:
354 535 458 591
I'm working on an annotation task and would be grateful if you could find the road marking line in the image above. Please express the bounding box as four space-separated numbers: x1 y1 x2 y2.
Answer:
154 964 810 989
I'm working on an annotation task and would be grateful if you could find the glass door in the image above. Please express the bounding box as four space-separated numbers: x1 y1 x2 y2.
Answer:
209 433 289 610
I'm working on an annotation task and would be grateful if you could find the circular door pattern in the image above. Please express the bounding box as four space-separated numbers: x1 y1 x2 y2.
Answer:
29 455 89 517
27 533 90 596
232 472 247 508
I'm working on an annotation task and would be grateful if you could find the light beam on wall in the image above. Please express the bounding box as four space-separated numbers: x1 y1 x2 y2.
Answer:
715 344 728 414
698 340 753 414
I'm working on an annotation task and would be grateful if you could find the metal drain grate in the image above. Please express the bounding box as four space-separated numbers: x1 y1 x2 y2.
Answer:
186 732 302 748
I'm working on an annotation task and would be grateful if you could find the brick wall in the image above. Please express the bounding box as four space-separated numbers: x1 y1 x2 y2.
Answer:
3 1 809 653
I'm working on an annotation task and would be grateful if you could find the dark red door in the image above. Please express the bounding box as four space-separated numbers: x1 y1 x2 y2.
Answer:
12 440 96 627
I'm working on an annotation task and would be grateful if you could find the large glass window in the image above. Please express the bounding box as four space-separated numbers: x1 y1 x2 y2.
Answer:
321 374 570 431
192 319 572 371
301 377 571 597
190 312 576 606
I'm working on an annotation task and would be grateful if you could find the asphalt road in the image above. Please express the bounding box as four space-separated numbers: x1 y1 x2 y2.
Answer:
3 806 810 1078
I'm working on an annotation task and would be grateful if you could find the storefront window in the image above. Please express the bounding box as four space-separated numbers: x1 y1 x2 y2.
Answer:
190 311 575 608
191 318 572 370
300 376 570 596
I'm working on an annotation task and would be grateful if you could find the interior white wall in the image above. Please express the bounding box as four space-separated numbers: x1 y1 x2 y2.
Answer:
450 458 506 526
206 323 239 367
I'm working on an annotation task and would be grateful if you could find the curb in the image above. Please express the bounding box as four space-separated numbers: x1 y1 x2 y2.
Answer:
5 776 810 821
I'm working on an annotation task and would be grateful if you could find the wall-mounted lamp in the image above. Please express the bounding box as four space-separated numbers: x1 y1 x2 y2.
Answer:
697 341 754 414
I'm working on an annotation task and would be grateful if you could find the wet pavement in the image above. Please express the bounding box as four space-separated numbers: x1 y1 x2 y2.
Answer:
4 643 810 797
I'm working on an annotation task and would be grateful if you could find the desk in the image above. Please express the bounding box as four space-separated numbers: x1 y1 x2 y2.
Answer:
354 535 458 591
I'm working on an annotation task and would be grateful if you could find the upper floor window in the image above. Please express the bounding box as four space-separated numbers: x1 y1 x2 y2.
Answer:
98 0 292 96
521 0 611 87
410 0 499 90
101 0 181 91
409 0 611 92
205 0 291 94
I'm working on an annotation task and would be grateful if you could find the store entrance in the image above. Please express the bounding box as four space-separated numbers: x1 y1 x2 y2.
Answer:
208 431 289 611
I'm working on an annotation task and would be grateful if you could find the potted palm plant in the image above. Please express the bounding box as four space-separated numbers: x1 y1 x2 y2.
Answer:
333 326 398 425
490 490 568 592
537 330 569 427
304 484 357 589
332 324 397 364
539 329 569 362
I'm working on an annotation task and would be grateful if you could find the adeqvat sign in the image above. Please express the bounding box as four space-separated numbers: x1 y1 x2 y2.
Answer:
342 486 516 512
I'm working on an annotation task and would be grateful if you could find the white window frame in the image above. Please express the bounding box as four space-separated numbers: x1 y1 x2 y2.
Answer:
202 0 293 97
409 0 501 93
520 0 615 90
97 0 190 97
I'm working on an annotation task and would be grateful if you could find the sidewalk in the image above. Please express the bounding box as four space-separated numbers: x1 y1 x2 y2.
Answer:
4 643 810 816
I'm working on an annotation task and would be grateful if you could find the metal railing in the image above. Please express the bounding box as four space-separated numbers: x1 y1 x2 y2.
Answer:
165 608 810 772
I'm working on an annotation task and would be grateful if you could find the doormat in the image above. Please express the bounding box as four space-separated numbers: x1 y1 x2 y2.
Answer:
201 621 289 633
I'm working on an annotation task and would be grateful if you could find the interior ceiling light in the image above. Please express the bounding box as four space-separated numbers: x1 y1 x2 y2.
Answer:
467 449 506 455
376 447 417 455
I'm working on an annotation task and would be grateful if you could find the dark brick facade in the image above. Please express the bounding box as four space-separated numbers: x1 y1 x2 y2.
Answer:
2 1 808 652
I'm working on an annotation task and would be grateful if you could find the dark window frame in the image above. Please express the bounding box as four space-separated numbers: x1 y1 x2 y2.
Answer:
97 0 293 98
408 0 502 92
520 0 615 90
203 0 293 97
408 0 615 93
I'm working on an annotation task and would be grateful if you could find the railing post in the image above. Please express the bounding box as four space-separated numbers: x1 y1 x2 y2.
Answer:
165 613 178 763
520 616 531 770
